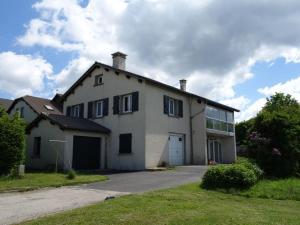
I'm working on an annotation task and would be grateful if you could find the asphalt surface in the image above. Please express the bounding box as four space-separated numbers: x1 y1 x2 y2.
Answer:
0 166 207 225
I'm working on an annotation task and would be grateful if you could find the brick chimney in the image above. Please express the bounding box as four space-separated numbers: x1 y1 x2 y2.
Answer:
112 52 127 70
179 79 187 91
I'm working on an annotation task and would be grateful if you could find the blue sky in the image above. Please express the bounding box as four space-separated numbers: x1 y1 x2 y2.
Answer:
1 0 300 121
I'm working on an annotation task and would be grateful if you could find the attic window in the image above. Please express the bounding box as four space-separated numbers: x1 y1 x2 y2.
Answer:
44 105 54 111
94 74 103 86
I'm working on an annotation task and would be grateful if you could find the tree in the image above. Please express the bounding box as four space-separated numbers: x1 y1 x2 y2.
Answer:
0 107 26 175
247 93 300 177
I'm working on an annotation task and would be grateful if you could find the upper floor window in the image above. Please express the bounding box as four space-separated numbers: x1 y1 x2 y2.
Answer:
94 74 103 86
88 98 109 119
163 95 183 117
206 106 234 132
122 94 132 113
113 92 139 115
16 107 24 118
66 104 84 118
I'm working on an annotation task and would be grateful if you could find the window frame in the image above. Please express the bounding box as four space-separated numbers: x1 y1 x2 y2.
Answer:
20 107 24 118
94 74 103 86
72 105 80 118
168 98 175 116
122 94 132 113
206 106 234 133
96 100 104 118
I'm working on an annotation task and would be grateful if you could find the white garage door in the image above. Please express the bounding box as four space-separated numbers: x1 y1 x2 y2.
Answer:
169 134 184 166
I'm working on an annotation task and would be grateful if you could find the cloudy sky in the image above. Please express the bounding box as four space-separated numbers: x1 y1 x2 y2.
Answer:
1 0 300 121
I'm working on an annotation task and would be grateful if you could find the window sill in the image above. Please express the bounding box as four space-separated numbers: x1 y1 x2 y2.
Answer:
94 83 104 87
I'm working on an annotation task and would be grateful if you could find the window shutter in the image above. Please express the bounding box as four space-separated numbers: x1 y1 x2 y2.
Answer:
66 106 71 116
88 101 94 118
79 103 84 118
178 100 183 117
103 98 109 116
132 91 139 111
113 95 120 114
163 95 169 114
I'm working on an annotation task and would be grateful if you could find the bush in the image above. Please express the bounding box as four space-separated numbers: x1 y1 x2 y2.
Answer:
201 164 258 190
0 110 26 175
237 157 263 179
66 169 76 180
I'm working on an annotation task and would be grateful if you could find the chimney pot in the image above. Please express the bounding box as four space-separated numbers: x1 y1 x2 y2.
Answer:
179 79 187 91
112 52 127 70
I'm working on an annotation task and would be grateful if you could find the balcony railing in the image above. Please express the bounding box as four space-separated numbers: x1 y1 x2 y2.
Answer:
206 118 234 133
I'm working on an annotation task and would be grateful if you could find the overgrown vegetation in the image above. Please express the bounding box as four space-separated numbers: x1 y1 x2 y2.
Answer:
236 93 300 177
0 107 26 176
201 158 262 190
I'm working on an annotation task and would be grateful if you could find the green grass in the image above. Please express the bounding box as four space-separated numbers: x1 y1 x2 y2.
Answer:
0 172 107 192
236 178 300 201
19 183 300 225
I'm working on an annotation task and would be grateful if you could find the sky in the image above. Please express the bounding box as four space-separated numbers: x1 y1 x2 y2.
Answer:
1 0 300 122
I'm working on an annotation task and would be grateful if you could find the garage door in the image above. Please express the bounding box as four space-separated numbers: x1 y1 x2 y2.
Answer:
72 136 101 170
169 134 184 166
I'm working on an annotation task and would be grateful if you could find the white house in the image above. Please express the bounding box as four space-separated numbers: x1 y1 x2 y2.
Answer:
8 52 239 171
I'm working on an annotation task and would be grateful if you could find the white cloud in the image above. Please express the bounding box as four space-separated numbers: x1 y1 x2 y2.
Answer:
258 76 300 101
0 51 53 97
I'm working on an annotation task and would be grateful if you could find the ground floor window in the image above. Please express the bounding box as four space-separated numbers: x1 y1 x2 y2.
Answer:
207 139 222 163
119 133 132 154
33 136 41 158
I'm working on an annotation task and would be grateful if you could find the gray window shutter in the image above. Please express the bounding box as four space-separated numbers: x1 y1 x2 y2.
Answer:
132 92 139 111
163 95 169 114
66 106 71 116
103 98 109 116
178 100 183 117
79 103 84 118
88 102 94 118
113 96 120 114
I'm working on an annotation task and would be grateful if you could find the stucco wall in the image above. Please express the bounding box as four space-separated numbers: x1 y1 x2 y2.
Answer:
26 119 66 170
63 66 146 170
10 100 38 124
144 83 192 168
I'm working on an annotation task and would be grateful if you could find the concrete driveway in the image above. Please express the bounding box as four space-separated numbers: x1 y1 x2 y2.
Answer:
0 166 207 225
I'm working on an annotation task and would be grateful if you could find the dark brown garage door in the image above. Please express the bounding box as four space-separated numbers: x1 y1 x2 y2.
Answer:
72 136 101 170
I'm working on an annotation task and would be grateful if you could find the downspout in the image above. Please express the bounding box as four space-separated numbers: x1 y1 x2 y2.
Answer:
189 96 194 164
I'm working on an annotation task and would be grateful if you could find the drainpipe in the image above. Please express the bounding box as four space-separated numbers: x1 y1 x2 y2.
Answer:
189 96 194 164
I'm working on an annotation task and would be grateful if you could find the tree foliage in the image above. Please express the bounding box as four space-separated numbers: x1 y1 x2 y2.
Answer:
0 107 26 175
236 93 300 177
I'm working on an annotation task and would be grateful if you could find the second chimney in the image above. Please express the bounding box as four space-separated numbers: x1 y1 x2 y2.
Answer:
179 79 187 91
112 52 127 70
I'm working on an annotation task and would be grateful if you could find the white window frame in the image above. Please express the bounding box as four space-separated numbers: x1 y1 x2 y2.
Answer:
96 100 103 117
169 98 175 116
95 74 103 86
72 105 80 118
122 94 132 113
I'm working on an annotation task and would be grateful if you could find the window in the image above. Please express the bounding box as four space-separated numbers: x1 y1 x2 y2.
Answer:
169 98 175 116
163 95 183 117
72 105 80 117
94 74 103 86
33 137 41 158
119 133 132 154
206 106 234 133
20 107 24 118
44 105 54 110
122 94 132 113
96 100 103 117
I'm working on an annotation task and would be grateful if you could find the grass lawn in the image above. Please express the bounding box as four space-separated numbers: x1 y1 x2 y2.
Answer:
20 183 300 225
0 172 107 192
235 178 300 201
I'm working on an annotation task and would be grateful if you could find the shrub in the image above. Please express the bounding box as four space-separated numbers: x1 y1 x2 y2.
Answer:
237 157 263 179
0 110 26 175
66 169 76 180
201 164 258 190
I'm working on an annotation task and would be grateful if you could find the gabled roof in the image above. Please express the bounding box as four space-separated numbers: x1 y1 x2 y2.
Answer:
61 62 239 112
0 98 13 111
7 95 63 115
26 114 111 134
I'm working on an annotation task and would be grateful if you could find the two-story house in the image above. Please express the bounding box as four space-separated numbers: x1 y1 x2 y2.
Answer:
10 52 239 171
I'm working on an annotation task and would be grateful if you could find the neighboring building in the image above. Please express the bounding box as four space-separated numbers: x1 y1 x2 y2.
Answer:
9 52 239 171
0 98 13 111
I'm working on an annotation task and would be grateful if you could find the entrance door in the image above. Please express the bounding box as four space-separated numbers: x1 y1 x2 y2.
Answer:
208 139 222 163
72 136 101 170
169 134 184 166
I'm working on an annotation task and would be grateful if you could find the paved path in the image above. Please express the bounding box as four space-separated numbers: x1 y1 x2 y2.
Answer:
0 166 207 225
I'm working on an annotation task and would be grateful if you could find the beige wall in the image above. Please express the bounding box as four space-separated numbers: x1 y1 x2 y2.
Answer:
10 100 38 124
26 119 66 170
63 67 146 170
144 83 192 167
